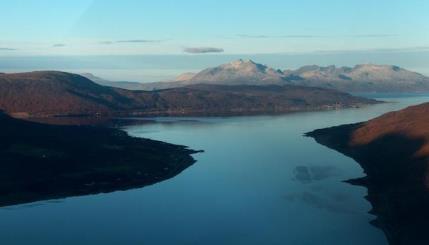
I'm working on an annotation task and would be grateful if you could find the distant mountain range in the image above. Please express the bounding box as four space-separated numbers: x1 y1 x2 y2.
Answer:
81 73 148 90
285 64 429 92
0 71 375 118
138 59 287 90
127 60 429 92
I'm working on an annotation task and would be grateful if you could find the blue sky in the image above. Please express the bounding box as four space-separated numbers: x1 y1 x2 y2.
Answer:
1 0 428 55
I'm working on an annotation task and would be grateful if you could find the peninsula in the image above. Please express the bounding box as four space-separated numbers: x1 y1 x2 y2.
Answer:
0 112 200 207
307 103 429 245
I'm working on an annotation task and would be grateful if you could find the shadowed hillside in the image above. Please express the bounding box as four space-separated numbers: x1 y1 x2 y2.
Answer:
307 103 429 245
0 112 200 207
0 71 138 117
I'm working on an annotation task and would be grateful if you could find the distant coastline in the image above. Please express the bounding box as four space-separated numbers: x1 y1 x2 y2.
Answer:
0 71 378 120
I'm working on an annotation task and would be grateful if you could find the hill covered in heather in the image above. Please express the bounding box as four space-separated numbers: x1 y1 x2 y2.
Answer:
0 71 376 118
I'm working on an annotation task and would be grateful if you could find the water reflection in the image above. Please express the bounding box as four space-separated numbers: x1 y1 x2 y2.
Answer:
284 191 357 214
293 165 340 184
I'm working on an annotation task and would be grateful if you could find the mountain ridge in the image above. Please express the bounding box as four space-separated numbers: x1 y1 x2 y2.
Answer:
285 63 429 92
136 60 429 92
81 73 147 90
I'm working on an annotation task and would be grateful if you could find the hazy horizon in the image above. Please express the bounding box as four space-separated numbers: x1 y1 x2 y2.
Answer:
1 51 429 82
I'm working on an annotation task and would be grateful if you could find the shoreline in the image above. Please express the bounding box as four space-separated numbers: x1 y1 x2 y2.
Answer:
14 101 382 126
306 121 429 245
0 113 203 207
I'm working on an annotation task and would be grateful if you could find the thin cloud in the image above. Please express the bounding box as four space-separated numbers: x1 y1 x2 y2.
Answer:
313 46 429 54
99 39 165 45
0 48 17 51
183 47 224 54
238 34 268 38
238 34 398 39
351 34 398 38
239 34 321 39
116 39 163 43
52 43 66 47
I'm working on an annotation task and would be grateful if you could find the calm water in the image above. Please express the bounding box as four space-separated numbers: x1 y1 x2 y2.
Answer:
1 95 429 245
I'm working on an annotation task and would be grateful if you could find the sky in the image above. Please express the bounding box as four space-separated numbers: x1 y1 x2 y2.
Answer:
1 0 428 56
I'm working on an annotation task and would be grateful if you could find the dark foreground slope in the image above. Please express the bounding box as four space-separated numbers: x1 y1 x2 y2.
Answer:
0 112 200 207
307 103 429 245
0 71 377 118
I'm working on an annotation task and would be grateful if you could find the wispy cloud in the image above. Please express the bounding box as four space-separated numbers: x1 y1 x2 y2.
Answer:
239 34 321 39
100 39 165 45
183 47 224 54
351 34 398 38
0 48 17 51
238 34 398 39
313 46 429 54
117 39 163 43
52 43 66 47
